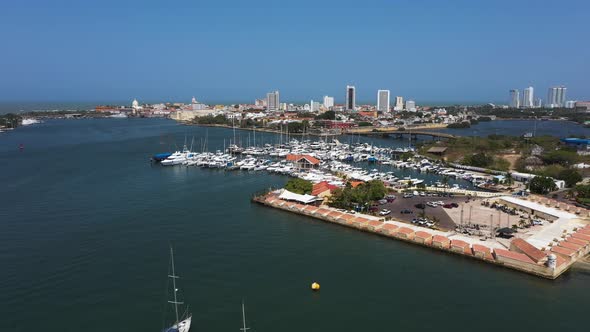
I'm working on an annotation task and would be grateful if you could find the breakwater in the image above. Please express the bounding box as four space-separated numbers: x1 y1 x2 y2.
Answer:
253 191 590 279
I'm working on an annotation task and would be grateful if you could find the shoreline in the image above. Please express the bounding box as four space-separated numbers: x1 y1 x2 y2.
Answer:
253 191 589 280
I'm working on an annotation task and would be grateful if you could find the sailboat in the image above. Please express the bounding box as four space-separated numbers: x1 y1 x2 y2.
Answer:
240 300 250 332
162 247 192 332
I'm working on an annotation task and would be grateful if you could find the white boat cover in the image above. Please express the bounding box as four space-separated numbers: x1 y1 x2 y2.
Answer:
279 190 318 204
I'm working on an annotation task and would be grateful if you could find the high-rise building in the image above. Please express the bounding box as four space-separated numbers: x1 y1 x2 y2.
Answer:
377 90 390 112
346 85 356 111
535 98 542 108
523 87 534 108
547 86 567 108
509 89 520 108
394 96 404 111
266 91 280 111
323 95 334 109
405 100 416 112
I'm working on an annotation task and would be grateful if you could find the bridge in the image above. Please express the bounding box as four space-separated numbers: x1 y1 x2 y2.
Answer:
345 128 459 139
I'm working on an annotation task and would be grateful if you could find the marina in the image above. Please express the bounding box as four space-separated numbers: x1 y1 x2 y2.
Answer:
2 118 590 332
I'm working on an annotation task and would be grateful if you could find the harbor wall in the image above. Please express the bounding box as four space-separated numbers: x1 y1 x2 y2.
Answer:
252 193 588 280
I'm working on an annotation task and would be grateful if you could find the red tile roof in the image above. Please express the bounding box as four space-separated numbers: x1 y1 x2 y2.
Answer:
551 246 576 257
315 208 331 215
494 249 535 264
381 224 399 230
311 181 339 196
567 237 588 246
451 239 470 248
327 211 342 218
368 220 382 227
414 231 432 239
578 228 590 236
286 154 320 165
572 233 590 241
472 244 492 254
433 235 450 244
397 227 415 235
349 181 364 188
559 241 583 251
339 214 356 221
304 205 318 212
511 238 546 262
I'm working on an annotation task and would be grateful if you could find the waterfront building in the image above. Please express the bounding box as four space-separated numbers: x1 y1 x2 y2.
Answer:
346 85 356 111
405 100 416 112
575 101 590 111
323 96 334 109
394 96 404 111
535 98 543 108
310 100 321 112
266 91 280 111
565 100 576 109
377 90 390 112
509 89 520 108
523 87 534 108
547 86 567 108
255 98 267 107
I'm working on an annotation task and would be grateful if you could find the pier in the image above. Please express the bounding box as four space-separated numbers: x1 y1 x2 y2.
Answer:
253 191 590 279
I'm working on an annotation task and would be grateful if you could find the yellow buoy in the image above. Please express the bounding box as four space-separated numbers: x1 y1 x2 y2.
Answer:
311 282 320 291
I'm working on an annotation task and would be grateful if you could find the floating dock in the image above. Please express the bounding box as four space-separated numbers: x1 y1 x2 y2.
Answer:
253 191 590 279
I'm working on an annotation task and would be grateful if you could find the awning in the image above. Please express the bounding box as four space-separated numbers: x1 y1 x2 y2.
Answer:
279 189 319 204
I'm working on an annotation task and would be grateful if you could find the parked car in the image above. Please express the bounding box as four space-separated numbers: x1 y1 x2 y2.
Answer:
532 219 544 226
403 193 414 198
378 199 388 205
379 209 391 216
443 204 453 208
415 203 426 209
451 203 459 208
400 209 413 214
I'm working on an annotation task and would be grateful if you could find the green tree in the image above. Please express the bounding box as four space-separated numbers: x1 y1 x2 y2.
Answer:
314 110 336 120
284 178 313 195
529 176 557 195
558 169 582 187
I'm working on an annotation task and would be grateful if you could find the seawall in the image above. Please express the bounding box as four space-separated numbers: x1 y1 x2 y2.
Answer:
253 192 590 279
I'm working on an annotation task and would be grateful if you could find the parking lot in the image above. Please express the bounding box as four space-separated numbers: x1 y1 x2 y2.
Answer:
376 192 468 230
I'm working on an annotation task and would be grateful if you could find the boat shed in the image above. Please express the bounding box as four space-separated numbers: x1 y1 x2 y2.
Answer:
286 154 321 170
278 189 319 204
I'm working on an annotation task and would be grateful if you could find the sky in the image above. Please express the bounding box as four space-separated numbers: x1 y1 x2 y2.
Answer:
0 0 589 105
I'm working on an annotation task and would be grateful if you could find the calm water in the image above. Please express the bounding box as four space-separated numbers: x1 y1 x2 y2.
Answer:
1 119 589 332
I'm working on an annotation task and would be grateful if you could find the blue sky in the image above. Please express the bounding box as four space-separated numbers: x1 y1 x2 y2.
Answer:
1 0 588 104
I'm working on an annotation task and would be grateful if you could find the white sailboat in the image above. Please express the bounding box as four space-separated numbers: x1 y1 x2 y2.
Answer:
240 300 250 332
162 247 192 332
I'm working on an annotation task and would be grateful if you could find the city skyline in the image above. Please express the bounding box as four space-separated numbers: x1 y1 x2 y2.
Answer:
1 0 589 103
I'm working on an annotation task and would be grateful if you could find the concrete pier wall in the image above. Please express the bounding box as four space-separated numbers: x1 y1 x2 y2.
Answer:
253 193 590 279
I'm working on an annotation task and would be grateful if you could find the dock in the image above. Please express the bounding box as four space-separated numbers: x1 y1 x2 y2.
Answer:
253 191 590 279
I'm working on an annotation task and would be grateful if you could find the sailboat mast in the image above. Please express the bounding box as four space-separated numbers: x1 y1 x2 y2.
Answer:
169 246 180 323
240 300 250 332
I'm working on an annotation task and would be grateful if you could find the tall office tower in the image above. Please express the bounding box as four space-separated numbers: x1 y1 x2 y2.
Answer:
523 87 534 108
547 86 567 108
323 95 334 109
394 96 404 111
266 91 280 111
346 85 356 111
509 89 520 108
405 100 416 112
377 90 390 112
535 98 542 108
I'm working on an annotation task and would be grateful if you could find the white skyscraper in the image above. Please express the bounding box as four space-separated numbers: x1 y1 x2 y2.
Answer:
523 87 534 108
547 86 567 108
266 90 280 111
509 89 520 108
323 95 334 109
405 100 416 112
346 85 356 111
394 96 404 111
377 90 390 112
